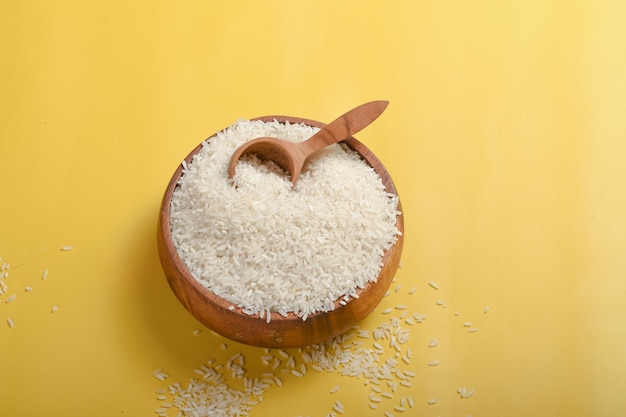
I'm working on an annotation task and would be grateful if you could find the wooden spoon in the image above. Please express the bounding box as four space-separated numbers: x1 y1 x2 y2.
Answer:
227 100 389 186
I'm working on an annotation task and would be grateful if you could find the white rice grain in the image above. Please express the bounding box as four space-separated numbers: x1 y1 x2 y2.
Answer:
332 400 344 414
168 119 401 319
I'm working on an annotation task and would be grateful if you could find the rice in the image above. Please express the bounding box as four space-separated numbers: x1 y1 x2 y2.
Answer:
458 387 475 398
154 313 418 416
151 369 169 381
169 119 401 320
150 267 494 417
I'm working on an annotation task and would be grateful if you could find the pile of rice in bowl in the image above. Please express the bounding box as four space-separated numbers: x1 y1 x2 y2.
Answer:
169 119 401 321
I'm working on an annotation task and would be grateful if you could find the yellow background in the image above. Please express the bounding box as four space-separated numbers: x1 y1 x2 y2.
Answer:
2 1 626 416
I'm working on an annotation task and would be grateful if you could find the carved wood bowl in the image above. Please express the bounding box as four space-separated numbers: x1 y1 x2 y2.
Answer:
157 115 404 348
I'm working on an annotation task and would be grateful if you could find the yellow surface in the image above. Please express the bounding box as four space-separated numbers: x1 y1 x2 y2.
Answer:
2 1 626 416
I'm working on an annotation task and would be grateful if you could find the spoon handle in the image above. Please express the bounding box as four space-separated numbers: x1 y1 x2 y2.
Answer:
300 100 389 156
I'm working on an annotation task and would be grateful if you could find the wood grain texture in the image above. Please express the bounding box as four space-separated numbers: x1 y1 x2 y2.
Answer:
157 116 404 348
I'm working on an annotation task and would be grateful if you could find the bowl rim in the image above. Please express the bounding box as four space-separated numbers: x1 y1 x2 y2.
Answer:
158 115 404 346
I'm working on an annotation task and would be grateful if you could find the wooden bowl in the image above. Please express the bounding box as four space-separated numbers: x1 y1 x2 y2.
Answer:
157 115 404 348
